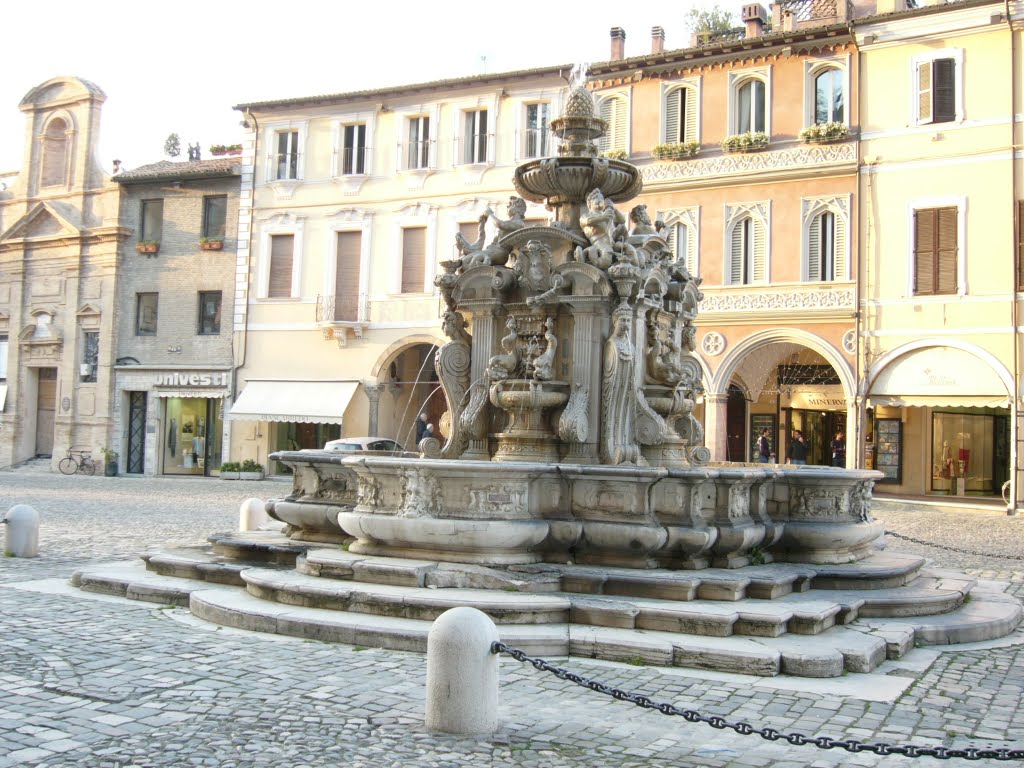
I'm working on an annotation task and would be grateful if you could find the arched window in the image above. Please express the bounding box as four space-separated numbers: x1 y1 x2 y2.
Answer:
814 69 844 125
41 118 69 187
803 198 849 282
597 95 628 155
735 79 766 134
664 86 698 144
727 215 767 285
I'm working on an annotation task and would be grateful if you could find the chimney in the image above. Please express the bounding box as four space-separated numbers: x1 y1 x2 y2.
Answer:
610 27 626 61
742 3 767 38
112 159 122 176
651 26 665 55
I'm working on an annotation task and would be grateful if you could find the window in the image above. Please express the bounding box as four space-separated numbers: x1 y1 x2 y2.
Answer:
913 207 958 295
41 117 68 187
198 291 222 335
660 207 700 278
401 227 426 293
736 79 766 134
596 95 628 155
268 234 295 298
808 212 837 281
341 123 367 175
334 231 361 321
664 85 698 144
406 116 431 170
726 213 767 285
274 130 300 180
524 102 550 158
915 53 959 125
0 335 8 381
814 69 844 124
202 196 227 240
80 331 99 382
140 199 163 243
462 109 489 164
136 293 158 335
1018 201 1024 291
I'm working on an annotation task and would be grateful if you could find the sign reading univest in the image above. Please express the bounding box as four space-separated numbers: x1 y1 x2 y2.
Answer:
154 372 229 387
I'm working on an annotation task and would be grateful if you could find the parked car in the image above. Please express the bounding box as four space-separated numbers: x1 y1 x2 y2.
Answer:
323 437 407 454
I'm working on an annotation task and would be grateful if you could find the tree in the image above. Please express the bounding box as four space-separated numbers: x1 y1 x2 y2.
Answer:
164 133 181 159
686 4 740 44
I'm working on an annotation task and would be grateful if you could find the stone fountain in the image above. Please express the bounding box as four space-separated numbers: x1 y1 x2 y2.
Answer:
73 71 1021 679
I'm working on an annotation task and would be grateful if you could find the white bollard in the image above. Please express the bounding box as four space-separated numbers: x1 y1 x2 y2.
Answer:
238 498 268 532
4 504 40 558
425 606 500 735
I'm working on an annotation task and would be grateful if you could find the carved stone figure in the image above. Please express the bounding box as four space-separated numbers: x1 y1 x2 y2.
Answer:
454 197 528 270
487 315 520 381
574 189 621 270
530 316 557 381
399 467 441 518
601 306 642 465
558 382 589 443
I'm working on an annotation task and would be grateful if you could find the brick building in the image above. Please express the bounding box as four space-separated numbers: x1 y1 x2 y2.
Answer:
111 158 241 475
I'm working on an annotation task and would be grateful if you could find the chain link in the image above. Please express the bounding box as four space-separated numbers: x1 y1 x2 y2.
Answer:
887 531 1024 561
492 642 1024 761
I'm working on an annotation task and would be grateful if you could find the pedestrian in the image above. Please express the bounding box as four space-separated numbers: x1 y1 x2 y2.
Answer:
789 430 808 465
831 430 846 467
415 413 429 443
758 428 772 463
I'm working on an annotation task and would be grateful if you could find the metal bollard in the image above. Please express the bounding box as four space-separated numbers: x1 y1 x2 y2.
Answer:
238 498 268 531
4 504 40 558
425 606 500 735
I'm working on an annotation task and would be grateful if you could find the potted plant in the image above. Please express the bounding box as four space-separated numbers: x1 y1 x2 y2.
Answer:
601 149 628 160
799 121 849 144
200 237 224 251
240 459 265 481
210 144 243 157
219 461 241 480
136 240 160 255
100 447 119 477
722 131 770 153
653 141 701 161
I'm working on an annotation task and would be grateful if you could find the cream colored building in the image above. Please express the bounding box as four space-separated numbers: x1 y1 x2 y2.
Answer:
855 0 1022 511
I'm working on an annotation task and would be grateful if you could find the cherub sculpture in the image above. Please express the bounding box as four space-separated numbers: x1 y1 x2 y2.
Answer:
453 196 528 270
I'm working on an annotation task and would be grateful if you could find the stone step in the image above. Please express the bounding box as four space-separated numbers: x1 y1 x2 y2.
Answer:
142 547 293 586
856 592 1023 646
72 561 214 607
207 531 310 565
806 552 926 590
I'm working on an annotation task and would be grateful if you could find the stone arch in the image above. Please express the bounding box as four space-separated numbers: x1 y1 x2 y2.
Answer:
19 77 105 110
369 334 447 383
864 338 1014 400
40 112 73 188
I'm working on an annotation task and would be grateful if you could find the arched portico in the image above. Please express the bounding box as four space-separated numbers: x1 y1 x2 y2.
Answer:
369 334 447 447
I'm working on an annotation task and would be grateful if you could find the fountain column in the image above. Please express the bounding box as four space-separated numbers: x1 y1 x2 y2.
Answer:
461 303 498 460
560 297 608 464
364 383 384 437
704 392 729 462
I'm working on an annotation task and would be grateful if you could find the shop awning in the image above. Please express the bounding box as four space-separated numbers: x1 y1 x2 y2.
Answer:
227 380 359 425
0 384 7 412
869 347 1010 409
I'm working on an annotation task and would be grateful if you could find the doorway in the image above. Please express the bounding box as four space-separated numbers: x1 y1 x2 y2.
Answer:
127 391 147 473
726 383 746 462
35 367 57 457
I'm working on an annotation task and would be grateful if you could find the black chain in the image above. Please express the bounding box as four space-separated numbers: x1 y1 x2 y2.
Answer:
887 531 1024 561
492 642 1024 761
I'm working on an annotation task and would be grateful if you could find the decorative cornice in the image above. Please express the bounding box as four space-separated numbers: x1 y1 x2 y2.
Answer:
700 284 855 314
641 141 857 185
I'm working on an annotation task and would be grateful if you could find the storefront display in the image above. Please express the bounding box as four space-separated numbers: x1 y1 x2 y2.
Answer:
162 397 223 476
874 418 902 484
931 412 1009 496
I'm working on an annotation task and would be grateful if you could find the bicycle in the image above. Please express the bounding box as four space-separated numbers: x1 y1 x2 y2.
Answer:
58 448 96 476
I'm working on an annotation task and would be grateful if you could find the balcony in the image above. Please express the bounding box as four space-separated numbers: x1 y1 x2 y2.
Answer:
699 281 856 323
315 293 368 348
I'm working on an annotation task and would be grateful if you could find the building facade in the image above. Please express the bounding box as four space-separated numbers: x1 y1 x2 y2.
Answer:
111 158 241 476
0 77 123 469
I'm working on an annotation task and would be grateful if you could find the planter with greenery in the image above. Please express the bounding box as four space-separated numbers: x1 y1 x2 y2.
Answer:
653 141 701 161
210 144 243 157
722 131 770 153
136 241 160 255
200 237 224 251
239 459 265 481
799 122 849 144
601 149 628 160
219 461 241 480
100 447 119 477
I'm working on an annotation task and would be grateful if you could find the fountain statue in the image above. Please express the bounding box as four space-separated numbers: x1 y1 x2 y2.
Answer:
267 75 885 571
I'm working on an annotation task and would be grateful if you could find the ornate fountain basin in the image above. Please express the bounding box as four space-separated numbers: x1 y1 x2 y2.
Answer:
513 157 642 204
490 379 569 413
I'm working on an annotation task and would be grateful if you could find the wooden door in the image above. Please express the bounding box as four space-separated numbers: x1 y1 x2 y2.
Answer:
35 367 57 457
726 384 746 462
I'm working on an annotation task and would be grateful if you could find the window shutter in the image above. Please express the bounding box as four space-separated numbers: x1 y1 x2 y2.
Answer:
1018 201 1024 291
335 232 362 321
402 227 426 293
936 207 958 294
917 62 933 123
599 97 627 153
729 221 744 285
683 87 698 143
665 89 681 144
932 59 956 123
268 234 295 298
914 209 936 295
752 218 767 282
613 97 627 152
833 212 847 281
807 214 821 281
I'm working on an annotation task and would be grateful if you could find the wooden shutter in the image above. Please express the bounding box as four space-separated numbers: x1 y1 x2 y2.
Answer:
1018 201 1024 291
917 62 933 123
932 59 956 123
599 96 627 153
752 217 767 282
807 214 821 281
914 207 957 295
335 232 361 321
914 209 936 294
729 220 745 285
935 207 958 294
268 234 294 298
665 89 681 143
402 227 426 293
683 87 698 143
833 211 847 281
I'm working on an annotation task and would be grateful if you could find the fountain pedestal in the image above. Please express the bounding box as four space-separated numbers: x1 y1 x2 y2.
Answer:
490 379 568 463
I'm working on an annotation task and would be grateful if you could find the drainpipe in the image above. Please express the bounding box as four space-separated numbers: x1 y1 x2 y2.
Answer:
1007 0 1019 514
850 21 867 470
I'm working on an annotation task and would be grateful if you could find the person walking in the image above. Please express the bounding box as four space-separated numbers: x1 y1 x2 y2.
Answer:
831 430 846 467
789 430 808 465
758 428 772 463
415 413 429 443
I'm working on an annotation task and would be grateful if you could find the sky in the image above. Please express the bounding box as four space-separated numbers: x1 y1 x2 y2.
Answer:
0 0 739 174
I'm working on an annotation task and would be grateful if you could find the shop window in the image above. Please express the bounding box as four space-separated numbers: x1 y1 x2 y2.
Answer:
80 331 99 382
164 397 222 476
873 417 903 484
197 291 222 335
401 227 426 293
932 412 1008 495
140 199 163 244
135 293 158 336
202 196 227 240
913 206 958 295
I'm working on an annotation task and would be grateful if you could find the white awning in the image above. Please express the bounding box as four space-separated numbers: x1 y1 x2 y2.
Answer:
869 347 1010 409
227 380 359 425
0 384 7 412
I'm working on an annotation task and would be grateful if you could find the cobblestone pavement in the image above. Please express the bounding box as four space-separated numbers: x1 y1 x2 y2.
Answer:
1 471 1023 767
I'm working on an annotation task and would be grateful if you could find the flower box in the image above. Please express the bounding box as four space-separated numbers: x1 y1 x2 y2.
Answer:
239 471 265 481
653 142 701 161
721 132 770 153
799 122 849 144
200 239 224 251
210 144 243 157
220 471 240 480
136 241 159 255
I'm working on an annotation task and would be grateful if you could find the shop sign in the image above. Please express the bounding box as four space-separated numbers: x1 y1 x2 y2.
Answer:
155 372 229 387
787 386 847 411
